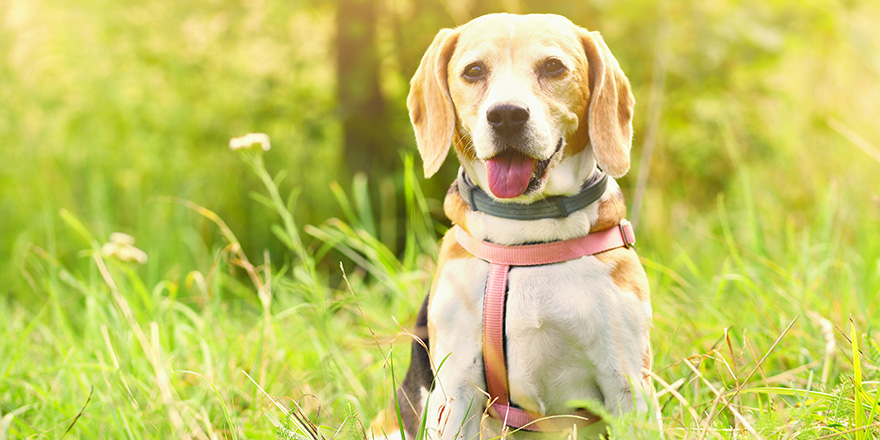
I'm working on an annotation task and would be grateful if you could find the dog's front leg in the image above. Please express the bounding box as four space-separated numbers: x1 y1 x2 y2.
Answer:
423 283 486 440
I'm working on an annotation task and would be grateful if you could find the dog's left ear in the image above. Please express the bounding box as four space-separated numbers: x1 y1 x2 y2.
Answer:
408 28 459 178
580 30 635 178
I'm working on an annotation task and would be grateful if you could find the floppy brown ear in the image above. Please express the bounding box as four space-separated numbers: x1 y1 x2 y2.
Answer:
407 28 459 178
580 30 635 178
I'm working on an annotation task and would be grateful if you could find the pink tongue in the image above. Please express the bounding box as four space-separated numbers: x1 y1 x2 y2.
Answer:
486 151 535 199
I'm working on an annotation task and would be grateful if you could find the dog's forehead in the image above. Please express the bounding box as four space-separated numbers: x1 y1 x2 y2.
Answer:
453 14 582 61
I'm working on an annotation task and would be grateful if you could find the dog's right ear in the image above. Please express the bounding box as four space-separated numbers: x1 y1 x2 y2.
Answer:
407 29 459 178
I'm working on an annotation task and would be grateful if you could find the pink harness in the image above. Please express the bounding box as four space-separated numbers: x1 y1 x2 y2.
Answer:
454 221 636 431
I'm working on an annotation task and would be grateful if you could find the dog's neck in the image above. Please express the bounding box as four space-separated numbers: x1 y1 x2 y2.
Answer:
456 168 609 220
444 170 627 246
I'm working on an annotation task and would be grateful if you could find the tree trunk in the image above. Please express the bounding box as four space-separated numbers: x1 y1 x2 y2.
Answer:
336 0 388 175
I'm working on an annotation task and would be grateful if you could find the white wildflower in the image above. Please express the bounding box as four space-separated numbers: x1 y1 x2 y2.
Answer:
807 312 836 360
815 313 835 357
101 232 148 264
228 132 271 151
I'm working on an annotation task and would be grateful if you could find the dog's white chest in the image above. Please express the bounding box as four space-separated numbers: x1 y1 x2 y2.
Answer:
430 255 651 417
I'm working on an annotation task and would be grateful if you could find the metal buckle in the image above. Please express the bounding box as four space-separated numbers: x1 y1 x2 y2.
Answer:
619 220 636 248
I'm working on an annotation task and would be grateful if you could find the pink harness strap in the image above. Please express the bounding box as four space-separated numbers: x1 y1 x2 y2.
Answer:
454 221 636 432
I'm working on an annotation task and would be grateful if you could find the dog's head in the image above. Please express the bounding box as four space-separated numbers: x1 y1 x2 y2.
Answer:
408 13 634 201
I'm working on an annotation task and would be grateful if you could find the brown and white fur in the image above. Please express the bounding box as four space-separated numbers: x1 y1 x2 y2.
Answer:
373 13 652 440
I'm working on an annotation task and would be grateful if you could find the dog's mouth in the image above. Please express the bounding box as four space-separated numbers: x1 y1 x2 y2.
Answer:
485 139 561 199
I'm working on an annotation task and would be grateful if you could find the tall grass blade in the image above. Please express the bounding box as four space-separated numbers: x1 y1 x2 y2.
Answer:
851 319 866 440
388 354 406 440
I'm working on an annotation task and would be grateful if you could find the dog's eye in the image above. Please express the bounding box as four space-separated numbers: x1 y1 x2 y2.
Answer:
462 63 485 81
541 58 566 76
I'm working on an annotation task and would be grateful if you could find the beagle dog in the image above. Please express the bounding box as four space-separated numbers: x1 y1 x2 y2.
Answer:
374 13 652 439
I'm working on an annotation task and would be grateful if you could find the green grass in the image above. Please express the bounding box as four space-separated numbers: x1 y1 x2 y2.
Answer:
3 140 879 439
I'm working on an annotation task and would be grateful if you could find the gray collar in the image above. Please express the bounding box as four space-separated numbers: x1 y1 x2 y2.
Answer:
456 167 609 220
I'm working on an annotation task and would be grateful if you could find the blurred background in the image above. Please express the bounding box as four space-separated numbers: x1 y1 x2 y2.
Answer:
3 0 879 295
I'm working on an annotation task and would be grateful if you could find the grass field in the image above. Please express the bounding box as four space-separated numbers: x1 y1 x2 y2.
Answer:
3 0 880 439
3 142 879 439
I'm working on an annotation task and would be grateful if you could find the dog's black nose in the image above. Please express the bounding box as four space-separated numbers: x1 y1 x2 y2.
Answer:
487 103 529 136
